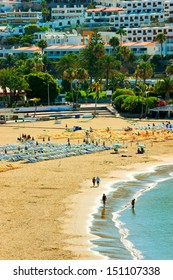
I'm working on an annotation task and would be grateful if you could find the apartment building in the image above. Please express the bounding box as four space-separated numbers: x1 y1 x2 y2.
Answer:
0 0 21 12
39 5 85 30
51 5 85 20
125 24 173 42
85 7 125 26
0 46 41 58
0 40 161 60
5 9 42 26
34 31 89 46
85 2 166 29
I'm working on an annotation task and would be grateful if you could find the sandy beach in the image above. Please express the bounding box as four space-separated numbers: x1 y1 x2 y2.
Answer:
0 116 173 260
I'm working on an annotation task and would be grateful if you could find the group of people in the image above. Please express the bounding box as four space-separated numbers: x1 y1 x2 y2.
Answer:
92 176 101 187
101 196 135 208
17 134 34 142
92 175 135 209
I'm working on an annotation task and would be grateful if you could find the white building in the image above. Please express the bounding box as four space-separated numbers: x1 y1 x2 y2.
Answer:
0 46 41 58
51 5 85 20
5 9 42 26
124 24 173 42
33 31 89 46
0 0 21 12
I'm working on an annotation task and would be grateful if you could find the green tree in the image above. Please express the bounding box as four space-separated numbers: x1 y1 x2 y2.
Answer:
159 77 173 101
156 33 166 59
41 8 50 22
0 68 29 105
75 68 88 106
63 68 76 105
112 88 135 100
116 28 126 45
140 53 151 62
79 29 105 83
24 24 42 35
4 54 15 68
0 68 13 102
99 55 121 89
41 0 47 8
37 39 48 55
25 72 60 104
135 62 153 84
109 36 120 53
166 60 173 76
136 82 147 118
89 81 102 116
56 54 79 78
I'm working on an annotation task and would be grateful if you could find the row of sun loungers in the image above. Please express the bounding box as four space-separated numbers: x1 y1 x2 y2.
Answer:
0 141 113 164
135 123 173 131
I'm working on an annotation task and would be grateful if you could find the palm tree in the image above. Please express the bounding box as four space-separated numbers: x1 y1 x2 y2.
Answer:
109 36 120 53
116 28 126 45
159 77 173 101
136 82 147 118
37 39 48 55
100 55 120 89
41 8 50 23
135 62 153 84
75 68 88 107
156 33 166 59
56 54 79 78
140 53 151 62
166 60 173 76
63 68 76 106
89 81 102 116
116 72 130 88
30 98 41 117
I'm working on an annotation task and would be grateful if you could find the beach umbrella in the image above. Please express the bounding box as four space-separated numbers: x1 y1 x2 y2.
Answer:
112 143 123 148
138 144 145 148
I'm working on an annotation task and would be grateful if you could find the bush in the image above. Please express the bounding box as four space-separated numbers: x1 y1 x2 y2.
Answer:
121 96 139 113
167 99 173 105
114 95 158 114
112 88 135 100
113 95 129 111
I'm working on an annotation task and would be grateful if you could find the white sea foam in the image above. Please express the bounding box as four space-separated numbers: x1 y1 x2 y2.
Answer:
90 163 173 259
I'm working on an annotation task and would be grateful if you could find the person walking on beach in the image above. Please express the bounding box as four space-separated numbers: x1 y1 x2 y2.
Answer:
131 198 135 209
102 194 107 207
92 177 96 187
96 176 100 187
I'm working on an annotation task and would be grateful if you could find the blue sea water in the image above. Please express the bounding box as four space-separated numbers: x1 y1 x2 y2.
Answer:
90 164 173 260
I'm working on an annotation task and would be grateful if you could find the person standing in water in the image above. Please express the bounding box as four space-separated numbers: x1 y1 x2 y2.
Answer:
131 198 135 209
102 194 107 207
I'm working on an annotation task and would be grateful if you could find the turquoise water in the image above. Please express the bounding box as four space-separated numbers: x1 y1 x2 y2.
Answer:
90 164 173 260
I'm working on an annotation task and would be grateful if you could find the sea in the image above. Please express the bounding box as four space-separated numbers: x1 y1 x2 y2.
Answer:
90 164 173 260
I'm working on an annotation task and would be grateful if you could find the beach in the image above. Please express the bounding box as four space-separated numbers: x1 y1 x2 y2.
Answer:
0 116 173 260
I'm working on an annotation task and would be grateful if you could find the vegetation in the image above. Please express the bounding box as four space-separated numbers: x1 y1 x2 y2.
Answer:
0 29 173 116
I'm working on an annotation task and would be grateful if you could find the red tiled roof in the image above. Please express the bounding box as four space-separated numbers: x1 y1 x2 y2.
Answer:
122 41 157 47
45 45 86 50
86 7 124 13
15 46 41 51
104 7 124 12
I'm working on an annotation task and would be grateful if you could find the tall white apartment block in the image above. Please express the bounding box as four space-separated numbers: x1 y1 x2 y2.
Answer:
51 5 85 20
87 0 173 43
6 9 42 26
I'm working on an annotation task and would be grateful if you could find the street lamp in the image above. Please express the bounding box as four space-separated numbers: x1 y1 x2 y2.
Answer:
145 91 149 117
47 80 50 106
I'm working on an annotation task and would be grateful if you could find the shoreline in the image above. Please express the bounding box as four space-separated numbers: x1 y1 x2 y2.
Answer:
63 155 173 260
